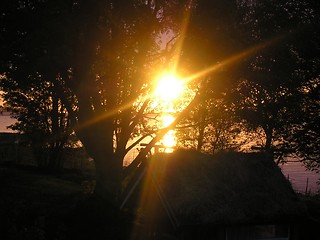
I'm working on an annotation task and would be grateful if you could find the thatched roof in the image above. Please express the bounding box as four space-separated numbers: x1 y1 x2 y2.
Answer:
144 150 306 226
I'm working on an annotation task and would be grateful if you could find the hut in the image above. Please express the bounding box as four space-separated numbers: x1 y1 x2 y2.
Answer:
124 150 307 240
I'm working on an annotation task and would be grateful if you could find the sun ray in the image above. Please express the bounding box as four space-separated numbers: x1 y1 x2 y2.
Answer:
75 99 137 130
76 31 288 161
169 0 194 73
183 33 288 84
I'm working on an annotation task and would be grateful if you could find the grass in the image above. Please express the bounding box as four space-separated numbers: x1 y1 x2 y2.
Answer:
0 165 91 240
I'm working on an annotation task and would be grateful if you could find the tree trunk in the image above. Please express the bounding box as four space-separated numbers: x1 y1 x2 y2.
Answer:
94 153 121 205
263 124 273 154
197 122 205 152
76 118 122 207
196 102 207 152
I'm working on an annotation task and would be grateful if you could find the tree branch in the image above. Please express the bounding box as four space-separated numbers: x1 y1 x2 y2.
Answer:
123 92 201 176
124 131 155 155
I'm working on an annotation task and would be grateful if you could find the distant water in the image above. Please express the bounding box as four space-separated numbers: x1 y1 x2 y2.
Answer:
280 161 320 194
1 113 319 193
0 112 16 132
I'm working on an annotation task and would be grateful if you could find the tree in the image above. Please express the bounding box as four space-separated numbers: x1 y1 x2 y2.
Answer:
173 0 320 166
176 77 245 153
0 0 191 207
0 74 74 170
0 0 79 170
229 0 320 163
173 0 251 153
284 77 320 168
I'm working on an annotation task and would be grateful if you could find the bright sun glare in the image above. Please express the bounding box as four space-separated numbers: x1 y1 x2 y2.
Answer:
152 73 185 152
154 73 184 101
153 72 183 151
160 115 176 152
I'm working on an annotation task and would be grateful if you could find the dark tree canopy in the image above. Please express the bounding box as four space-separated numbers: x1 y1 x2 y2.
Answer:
175 0 320 166
1 0 191 205
232 0 320 163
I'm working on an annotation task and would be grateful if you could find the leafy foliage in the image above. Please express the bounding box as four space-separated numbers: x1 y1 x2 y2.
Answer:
0 0 190 201
231 0 320 163
0 74 74 169
176 0 320 166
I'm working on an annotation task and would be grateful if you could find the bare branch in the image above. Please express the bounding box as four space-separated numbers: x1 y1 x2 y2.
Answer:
124 92 201 176
124 131 155 155
129 98 150 131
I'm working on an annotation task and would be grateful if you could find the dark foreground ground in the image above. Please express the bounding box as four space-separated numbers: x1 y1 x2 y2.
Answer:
1 164 320 240
0 164 134 240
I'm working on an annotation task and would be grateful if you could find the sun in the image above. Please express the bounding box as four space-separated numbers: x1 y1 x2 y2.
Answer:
150 72 188 152
154 72 184 101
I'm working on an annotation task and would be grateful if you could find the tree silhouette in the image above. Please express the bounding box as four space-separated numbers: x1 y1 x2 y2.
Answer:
177 0 320 166
0 75 74 170
230 0 320 163
0 0 190 206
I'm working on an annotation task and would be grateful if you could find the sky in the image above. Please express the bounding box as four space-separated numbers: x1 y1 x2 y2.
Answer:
0 92 3 106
